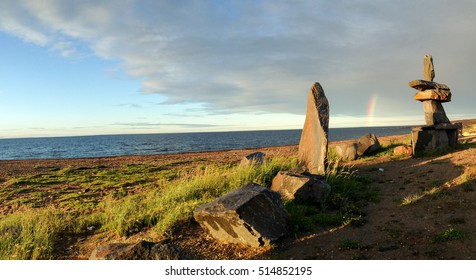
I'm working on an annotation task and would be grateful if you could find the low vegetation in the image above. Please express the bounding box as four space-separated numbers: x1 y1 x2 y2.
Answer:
0 149 378 259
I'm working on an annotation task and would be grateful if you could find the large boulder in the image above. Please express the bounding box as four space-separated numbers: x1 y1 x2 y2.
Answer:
239 152 266 166
357 133 381 156
193 183 289 247
298 82 329 175
271 171 331 206
334 142 358 162
89 240 185 260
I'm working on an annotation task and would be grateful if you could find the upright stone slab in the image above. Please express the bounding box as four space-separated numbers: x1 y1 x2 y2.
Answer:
193 183 289 247
298 82 329 175
423 54 435 81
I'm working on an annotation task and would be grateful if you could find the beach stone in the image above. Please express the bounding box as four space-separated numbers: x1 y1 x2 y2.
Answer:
271 171 331 205
424 54 435 81
393 145 413 156
298 82 329 175
193 183 289 247
89 240 185 260
422 100 450 125
357 133 381 156
239 152 266 166
334 142 358 161
414 89 451 102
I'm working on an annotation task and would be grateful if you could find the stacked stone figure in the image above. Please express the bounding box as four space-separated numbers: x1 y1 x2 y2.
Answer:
408 55 462 156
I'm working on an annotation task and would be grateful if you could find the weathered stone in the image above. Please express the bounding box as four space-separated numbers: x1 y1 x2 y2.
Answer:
240 152 266 166
414 89 451 102
193 183 289 247
434 122 463 130
271 171 331 206
334 142 358 162
89 240 185 260
408 80 449 91
357 133 381 156
411 127 459 156
424 54 435 81
298 82 329 175
422 100 450 125
393 145 413 156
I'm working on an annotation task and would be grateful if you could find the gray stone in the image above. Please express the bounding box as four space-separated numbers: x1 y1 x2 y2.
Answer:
270 171 331 206
240 152 266 166
89 240 185 260
422 100 450 125
334 142 358 161
193 183 289 247
424 54 435 81
408 80 449 91
411 127 459 156
357 133 381 156
298 82 329 175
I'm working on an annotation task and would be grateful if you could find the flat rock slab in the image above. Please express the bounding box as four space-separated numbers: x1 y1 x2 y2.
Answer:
271 171 331 206
193 183 289 247
414 89 451 102
298 82 329 175
89 240 185 260
408 80 449 91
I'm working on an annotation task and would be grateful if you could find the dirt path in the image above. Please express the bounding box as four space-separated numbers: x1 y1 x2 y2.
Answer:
271 145 476 259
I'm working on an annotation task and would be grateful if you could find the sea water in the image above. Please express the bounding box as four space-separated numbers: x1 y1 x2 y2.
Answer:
0 126 413 160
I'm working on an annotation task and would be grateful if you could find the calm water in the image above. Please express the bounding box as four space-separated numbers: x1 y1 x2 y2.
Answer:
0 126 413 160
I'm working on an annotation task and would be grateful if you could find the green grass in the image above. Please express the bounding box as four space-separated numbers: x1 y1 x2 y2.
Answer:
432 228 466 243
0 151 377 259
99 157 299 236
285 152 376 232
0 208 70 259
0 156 299 258
338 239 361 250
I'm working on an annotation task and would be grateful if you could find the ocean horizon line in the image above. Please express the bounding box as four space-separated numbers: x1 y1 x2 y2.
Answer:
0 123 420 141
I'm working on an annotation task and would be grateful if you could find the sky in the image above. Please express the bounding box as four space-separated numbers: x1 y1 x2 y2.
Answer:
1 0 476 138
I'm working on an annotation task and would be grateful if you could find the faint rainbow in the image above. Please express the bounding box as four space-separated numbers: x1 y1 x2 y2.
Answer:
366 95 378 126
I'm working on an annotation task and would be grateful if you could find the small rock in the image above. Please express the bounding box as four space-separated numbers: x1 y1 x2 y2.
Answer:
393 145 413 156
239 152 266 166
89 240 185 260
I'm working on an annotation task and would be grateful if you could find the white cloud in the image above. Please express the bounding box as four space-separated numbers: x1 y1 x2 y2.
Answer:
1 0 476 120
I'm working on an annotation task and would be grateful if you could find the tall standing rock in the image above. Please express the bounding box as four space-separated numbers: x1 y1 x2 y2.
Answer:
423 54 435 81
298 82 329 175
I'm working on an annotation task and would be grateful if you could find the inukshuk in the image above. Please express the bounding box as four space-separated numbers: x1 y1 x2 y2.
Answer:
408 55 462 156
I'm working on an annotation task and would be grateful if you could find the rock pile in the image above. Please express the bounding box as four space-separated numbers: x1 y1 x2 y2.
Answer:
408 55 462 156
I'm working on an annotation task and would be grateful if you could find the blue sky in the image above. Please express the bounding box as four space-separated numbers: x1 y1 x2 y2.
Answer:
1 1 476 138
